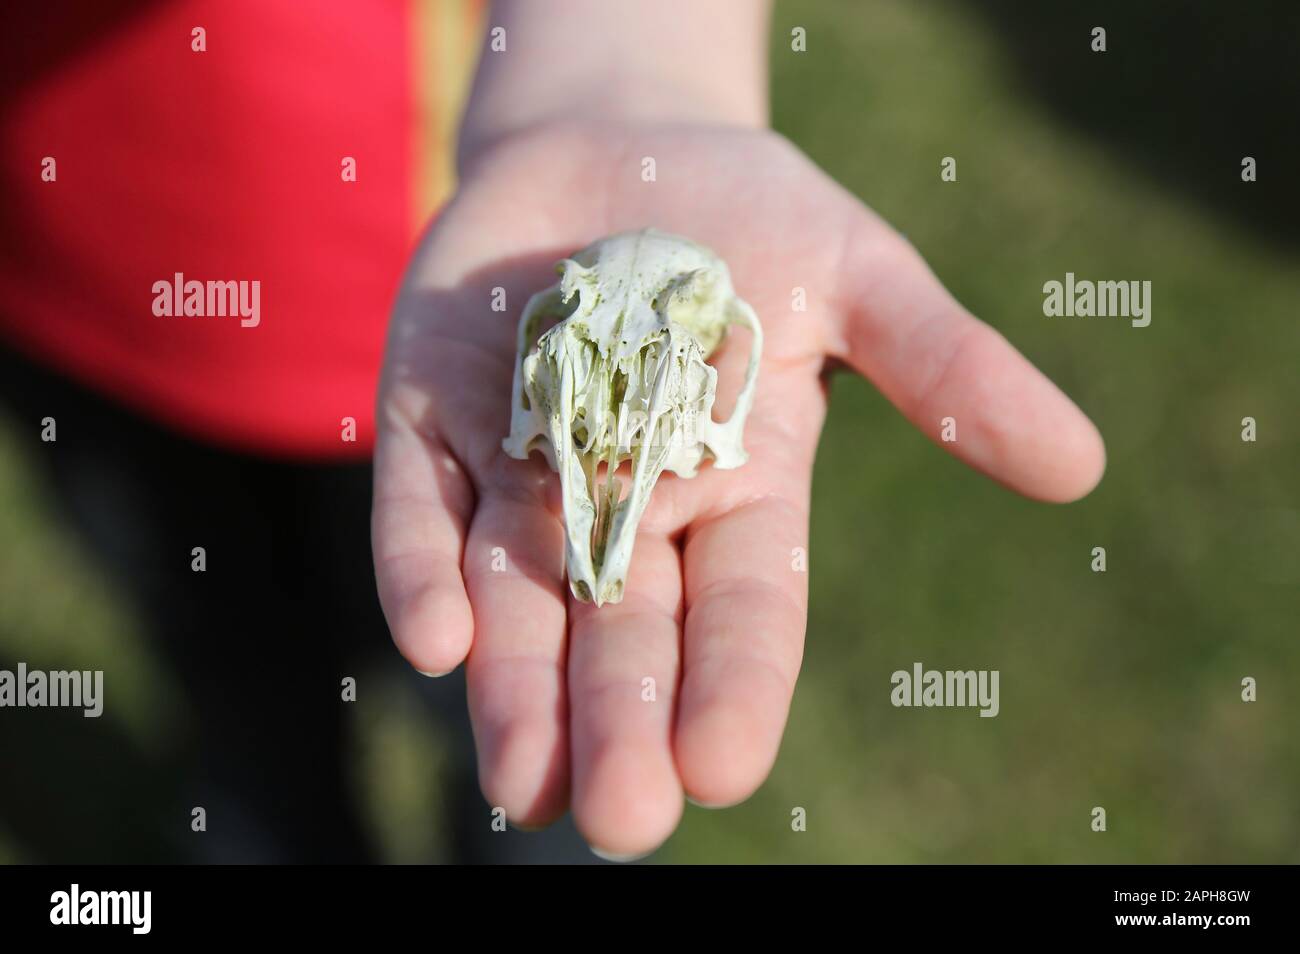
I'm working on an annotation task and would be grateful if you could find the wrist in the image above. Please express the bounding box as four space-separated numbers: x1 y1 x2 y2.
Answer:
456 0 770 175
457 81 766 177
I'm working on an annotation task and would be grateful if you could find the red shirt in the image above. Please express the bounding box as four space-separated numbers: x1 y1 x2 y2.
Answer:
0 0 480 458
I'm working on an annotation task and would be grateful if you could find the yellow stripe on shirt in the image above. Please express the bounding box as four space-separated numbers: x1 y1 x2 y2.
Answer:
412 0 487 233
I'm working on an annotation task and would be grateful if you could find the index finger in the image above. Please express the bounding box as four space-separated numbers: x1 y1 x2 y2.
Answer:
674 378 822 807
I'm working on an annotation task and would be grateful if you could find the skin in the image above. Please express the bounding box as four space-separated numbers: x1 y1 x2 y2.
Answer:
372 3 1105 859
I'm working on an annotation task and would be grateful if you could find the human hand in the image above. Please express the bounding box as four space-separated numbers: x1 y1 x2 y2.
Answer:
371 119 1105 858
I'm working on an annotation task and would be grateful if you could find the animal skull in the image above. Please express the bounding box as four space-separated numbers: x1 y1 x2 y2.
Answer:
502 228 763 605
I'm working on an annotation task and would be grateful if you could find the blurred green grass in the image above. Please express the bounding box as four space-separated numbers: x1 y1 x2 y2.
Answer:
2 0 1296 862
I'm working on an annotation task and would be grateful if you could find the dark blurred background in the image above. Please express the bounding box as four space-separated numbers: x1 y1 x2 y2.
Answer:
1 0 1296 862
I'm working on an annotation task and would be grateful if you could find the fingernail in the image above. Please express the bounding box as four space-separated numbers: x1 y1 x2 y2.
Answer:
686 795 729 809
590 845 653 864
416 667 454 678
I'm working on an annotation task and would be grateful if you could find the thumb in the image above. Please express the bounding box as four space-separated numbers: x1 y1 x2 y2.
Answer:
828 212 1105 503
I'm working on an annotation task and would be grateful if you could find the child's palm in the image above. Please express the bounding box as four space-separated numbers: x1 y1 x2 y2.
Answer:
372 122 1103 857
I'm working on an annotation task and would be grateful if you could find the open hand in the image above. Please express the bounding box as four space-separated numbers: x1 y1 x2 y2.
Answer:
371 120 1105 858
